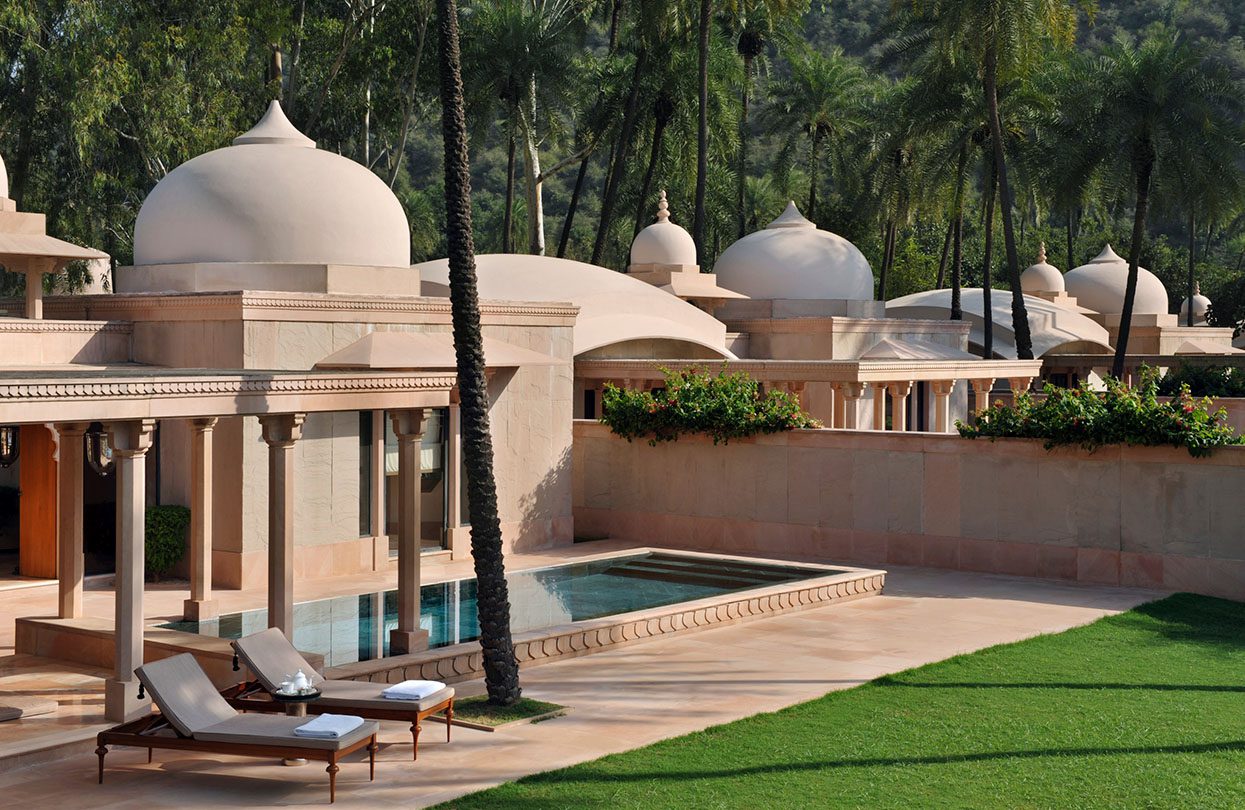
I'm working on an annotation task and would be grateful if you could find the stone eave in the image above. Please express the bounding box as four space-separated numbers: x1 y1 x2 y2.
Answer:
574 357 1043 384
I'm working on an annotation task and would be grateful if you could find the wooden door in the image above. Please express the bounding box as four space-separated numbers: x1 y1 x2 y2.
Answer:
19 425 57 578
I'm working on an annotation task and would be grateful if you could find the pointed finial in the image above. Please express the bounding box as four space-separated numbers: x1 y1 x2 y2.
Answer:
1194 281 1201 296
233 100 316 148
0 151 8 199
656 190 670 223
1037 241 1047 264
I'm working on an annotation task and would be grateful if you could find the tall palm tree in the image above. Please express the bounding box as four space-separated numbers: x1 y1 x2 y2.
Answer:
1052 33 1244 377
434 0 521 706
764 45 867 218
901 0 1086 360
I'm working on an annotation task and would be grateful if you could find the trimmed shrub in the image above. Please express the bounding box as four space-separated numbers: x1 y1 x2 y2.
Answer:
145 504 190 581
1157 364 1245 399
600 366 821 445
957 370 1241 458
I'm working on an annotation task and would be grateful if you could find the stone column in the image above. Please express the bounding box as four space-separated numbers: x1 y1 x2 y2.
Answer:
183 418 218 621
370 410 386 566
830 384 846 429
970 378 996 419
389 409 429 655
259 413 304 638
56 422 89 619
1008 377 1034 398
886 382 913 432
870 383 887 431
931 380 957 433
103 419 155 723
445 404 466 558
841 383 865 429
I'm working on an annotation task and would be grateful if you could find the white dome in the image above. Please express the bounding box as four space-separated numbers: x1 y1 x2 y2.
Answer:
631 191 696 266
1020 243 1064 293
416 254 732 358
714 201 874 301
0 152 8 198
1180 283 1212 324
133 101 410 268
1064 245 1168 316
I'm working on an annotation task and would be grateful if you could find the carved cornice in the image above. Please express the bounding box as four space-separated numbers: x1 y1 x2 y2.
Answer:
0 371 456 402
0 319 131 334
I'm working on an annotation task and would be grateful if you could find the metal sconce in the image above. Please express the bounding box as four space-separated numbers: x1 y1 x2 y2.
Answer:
86 426 114 475
0 426 17 468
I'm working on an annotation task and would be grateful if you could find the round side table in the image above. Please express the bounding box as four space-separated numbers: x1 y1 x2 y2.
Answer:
272 689 322 766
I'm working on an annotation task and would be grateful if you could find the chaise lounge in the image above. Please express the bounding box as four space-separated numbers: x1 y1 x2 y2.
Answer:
96 653 379 803
225 628 455 760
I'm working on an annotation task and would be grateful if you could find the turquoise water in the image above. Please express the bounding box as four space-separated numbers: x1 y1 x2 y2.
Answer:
161 552 830 667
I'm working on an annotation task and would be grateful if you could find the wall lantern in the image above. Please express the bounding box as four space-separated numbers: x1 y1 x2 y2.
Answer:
0 426 18 468
86 425 114 475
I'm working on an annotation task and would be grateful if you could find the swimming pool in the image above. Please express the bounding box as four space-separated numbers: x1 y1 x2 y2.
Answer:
161 552 836 667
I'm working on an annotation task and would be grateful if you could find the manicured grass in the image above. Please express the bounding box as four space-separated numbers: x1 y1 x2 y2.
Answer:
436 594 1245 809
444 696 566 727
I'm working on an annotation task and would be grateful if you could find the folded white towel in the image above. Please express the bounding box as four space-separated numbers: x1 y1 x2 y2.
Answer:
293 713 365 739
381 679 446 700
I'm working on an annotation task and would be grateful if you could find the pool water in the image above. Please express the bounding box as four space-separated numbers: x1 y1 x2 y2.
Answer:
161 552 830 667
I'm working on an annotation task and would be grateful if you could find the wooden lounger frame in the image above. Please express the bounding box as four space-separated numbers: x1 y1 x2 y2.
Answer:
222 679 453 761
96 713 377 803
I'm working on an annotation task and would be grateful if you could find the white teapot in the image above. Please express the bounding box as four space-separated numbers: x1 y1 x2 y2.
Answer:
290 669 311 692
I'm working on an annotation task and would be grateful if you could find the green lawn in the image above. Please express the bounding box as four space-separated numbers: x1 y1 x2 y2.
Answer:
436 594 1245 809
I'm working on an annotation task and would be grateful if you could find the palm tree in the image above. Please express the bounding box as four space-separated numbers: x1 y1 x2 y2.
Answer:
434 0 522 706
1053 33 1244 377
901 0 1086 360
764 45 867 218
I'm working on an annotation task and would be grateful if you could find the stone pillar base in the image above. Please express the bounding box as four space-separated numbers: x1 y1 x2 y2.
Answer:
182 598 219 621
389 628 430 656
104 678 151 723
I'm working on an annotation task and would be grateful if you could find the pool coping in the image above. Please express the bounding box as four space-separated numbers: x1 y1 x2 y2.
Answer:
326 548 886 685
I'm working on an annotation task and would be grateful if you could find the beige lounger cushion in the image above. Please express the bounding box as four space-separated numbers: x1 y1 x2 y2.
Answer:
0 697 58 722
315 680 455 712
135 653 236 737
194 714 379 751
233 628 326 693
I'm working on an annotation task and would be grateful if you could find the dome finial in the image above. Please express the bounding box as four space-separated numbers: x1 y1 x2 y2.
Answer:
234 100 316 148
656 190 670 223
767 201 816 230
1194 280 1201 296
0 150 9 199
1037 241 1047 264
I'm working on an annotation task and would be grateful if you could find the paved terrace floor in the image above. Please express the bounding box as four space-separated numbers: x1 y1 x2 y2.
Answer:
0 558 1159 807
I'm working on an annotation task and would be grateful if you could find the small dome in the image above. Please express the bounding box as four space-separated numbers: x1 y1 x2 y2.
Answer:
133 101 410 268
0 151 8 198
1180 282 1212 324
1064 244 1169 316
630 190 697 266
1020 242 1064 293
714 201 873 301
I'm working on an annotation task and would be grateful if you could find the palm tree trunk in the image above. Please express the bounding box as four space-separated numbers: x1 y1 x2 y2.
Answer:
984 45 1033 360
1186 210 1196 327
557 143 590 258
935 218 954 289
737 52 753 240
1112 145 1154 380
435 0 521 707
692 0 711 263
592 50 649 266
808 130 821 215
949 144 968 321
634 105 670 237
503 130 516 253
878 219 895 301
1066 205 1076 274
982 165 997 360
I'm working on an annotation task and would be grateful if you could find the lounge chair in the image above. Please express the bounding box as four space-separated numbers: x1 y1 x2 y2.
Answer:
226 628 455 760
96 653 379 803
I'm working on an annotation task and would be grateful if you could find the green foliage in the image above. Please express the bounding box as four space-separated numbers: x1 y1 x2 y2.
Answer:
437 593 1245 809
1158 364 1245 399
957 370 1242 457
144 504 190 581
600 366 820 445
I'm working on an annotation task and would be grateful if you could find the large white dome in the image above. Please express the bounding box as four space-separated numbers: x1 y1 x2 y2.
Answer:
133 101 410 268
631 191 696 266
714 202 873 301
1064 245 1169 316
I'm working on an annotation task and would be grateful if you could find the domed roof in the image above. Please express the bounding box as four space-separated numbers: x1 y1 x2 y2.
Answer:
1180 282 1212 324
713 202 874 301
133 101 410 268
1064 244 1169 316
630 191 696 267
1020 243 1064 293
415 254 732 358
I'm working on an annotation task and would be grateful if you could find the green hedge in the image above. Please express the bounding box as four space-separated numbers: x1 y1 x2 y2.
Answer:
957 370 1241 458
145 504 190 581
600 366 821 445
1157 364 1245 399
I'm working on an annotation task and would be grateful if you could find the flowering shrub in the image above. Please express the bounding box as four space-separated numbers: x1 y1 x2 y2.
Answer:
600 366 821 445
957 370 1241 458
